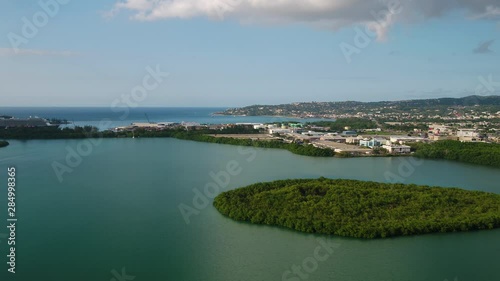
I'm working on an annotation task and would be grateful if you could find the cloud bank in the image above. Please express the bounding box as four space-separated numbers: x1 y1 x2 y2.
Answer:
108 0 500 40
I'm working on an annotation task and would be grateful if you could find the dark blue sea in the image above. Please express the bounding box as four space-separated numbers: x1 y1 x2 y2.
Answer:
0 107 331 130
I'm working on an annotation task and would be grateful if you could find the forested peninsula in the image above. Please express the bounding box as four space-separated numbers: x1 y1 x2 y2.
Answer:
0 141 9 148
213 178 500 238
410 140 500 168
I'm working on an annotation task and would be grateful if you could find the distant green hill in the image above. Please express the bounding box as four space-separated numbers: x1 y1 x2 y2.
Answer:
214 178 500 239
219 95 500 117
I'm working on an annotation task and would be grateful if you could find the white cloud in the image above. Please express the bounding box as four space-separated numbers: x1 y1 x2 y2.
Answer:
0 48 80 57
471 5 500 19
107 0 500 40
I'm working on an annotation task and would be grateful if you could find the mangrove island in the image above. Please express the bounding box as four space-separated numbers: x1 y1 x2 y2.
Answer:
213 178 500 238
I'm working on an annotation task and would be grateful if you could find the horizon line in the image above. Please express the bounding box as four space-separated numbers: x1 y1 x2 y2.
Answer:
1 94 498 108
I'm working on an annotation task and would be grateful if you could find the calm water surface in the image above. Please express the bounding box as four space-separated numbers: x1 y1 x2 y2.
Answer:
0 139 499 281
0 107 331 130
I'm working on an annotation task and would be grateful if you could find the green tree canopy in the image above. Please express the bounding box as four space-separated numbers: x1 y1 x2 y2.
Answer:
214 178 500 239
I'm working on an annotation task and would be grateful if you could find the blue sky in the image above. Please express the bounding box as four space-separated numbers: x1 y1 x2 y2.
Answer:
0 0 499 107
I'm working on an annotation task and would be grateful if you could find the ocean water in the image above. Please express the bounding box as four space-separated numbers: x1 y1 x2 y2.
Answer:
0 138 499 281
0 107 331 130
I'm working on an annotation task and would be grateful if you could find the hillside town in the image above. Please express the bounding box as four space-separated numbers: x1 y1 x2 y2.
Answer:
219 95 500 122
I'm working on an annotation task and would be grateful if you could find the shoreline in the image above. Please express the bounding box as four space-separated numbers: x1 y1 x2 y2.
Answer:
1 136 410 159
0 140 9 148
2 131 499 168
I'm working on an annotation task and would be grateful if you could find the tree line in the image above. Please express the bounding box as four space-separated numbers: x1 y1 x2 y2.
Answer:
411 140 500 168
214 178 500 239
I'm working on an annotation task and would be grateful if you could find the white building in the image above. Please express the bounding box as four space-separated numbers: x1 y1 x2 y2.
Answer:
131 122 165 128
359 138 387 148
253 124 267 130
457 129 479 138
320 136 346 143
363 128 382 132
389 136 425 144
346 136 364 144
301 131 324 137
269 129 291 134
428 124 451 135
382 145 411 154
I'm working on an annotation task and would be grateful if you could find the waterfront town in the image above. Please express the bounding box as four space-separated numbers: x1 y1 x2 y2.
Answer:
111 120 499 155
1 113 499 156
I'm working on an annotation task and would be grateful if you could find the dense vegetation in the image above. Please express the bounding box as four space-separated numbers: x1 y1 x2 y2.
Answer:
0 126 334 157
382 122 428 132
0 140 9 148
308 118 378 131
0 126 105 139
411 140 500 168
214 178 500 238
